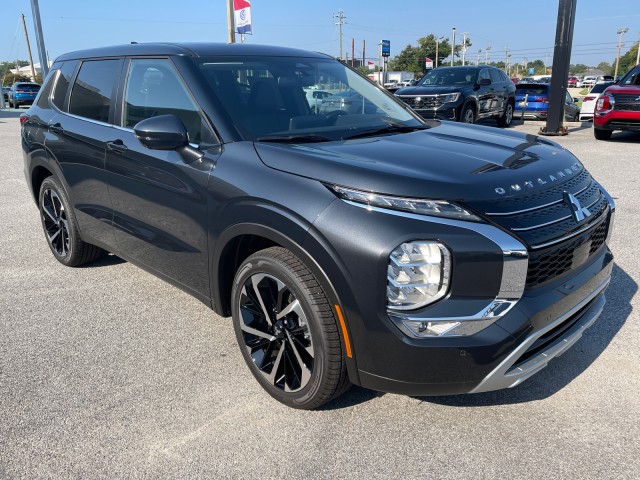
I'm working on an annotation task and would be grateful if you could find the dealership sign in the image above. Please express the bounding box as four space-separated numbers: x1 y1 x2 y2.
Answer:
234 0 252 34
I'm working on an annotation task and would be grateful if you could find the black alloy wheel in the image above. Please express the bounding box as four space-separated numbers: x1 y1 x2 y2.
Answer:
38 176 102 266
231 247 349 409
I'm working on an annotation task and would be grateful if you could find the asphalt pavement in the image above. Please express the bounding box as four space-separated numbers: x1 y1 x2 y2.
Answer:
1 108 639 479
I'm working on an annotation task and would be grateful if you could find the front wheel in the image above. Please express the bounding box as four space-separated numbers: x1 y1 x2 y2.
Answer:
38 176 103 266
460 104 476 124
594 128 612 140
497 101 514 127
231 247 350 409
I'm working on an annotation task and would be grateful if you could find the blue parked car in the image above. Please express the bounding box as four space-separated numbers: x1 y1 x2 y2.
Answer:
8 82 40 108
514 83 580 121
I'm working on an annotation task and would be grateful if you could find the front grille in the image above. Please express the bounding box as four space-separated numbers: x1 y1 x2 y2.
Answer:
466 169 611 288
397 95 443 110
615 103 640 112
526 214 609 287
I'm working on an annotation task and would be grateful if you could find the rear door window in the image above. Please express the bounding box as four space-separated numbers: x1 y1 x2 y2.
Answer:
69 59 121 123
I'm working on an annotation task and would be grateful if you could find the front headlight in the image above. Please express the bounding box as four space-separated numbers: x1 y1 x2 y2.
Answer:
387 241 451 310
437 93 460 103
330 185 481 222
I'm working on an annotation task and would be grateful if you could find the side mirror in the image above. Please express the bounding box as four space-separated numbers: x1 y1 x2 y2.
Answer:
573 97 579 103
478 78 491 86
134 114 189 150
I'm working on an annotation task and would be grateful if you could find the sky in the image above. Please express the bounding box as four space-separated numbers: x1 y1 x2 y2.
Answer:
1 0 639 69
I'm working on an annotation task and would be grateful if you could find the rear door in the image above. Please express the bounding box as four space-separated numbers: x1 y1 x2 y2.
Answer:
489 69 507 114
104 57 217 299
44 58 122 249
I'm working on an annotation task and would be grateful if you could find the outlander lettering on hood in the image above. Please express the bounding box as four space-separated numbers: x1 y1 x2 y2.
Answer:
494 163 581 195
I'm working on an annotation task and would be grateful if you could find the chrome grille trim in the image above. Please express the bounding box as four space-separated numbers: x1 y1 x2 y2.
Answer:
511 193 603 232
529 205 609 250
485 183 590 216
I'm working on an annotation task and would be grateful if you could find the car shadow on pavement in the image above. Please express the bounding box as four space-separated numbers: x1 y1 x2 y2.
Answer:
417 263 635 407
84 252 126 268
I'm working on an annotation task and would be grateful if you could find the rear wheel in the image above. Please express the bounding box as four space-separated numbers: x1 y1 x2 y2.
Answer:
497 101 514 127
460 104 476 124
39 176 103 266
231 247 350 409
593 128 612 140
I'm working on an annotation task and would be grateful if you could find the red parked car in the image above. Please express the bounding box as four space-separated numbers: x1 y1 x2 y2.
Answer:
567 76 579 87
593 64 640 140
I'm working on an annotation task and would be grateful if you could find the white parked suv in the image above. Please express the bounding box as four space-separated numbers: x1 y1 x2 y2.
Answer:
579 82 615 121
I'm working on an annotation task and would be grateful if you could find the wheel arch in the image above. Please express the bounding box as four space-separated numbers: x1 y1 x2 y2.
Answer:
211 221 361 385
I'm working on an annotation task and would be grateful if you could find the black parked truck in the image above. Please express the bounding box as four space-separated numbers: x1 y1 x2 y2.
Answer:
21 43 614 409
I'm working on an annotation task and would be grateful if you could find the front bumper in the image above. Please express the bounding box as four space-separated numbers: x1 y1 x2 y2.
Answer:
309 197 615 397
594 110 640 131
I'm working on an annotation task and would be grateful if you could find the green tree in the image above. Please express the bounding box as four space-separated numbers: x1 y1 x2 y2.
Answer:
389 34 471 76
614 41 639 77
597 61 613 75
569 64 589 75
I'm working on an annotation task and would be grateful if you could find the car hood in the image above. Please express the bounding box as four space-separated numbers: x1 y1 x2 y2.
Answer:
253 122 584 203
603 84 640 95
394 85 465 95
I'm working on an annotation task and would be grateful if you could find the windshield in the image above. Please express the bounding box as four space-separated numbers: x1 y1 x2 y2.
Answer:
196 56 422 141
417 67 478 86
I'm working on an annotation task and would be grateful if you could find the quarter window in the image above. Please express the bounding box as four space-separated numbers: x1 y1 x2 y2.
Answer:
69 60 120 122
52 60 79 110
479 69 491 82
124 58 208 145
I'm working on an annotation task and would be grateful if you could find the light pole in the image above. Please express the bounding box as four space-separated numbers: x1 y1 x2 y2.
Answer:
485 46 491 64
435 36 445 68
450 27 456 66
636 33 640 66
614 27 628 79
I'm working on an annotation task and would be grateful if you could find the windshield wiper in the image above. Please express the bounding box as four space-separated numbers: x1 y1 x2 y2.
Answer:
342 124 430 140
256 134 333 143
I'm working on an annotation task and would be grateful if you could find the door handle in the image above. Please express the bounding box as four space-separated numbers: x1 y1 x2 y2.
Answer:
106 140 128 153
49 123 64 134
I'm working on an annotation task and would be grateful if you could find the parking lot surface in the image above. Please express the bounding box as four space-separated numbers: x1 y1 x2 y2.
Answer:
1 109 639 479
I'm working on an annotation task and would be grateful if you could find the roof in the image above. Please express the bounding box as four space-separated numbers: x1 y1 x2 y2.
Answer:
54 42 332 62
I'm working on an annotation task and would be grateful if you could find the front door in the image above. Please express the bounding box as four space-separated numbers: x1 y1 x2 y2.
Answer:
105 58 218 299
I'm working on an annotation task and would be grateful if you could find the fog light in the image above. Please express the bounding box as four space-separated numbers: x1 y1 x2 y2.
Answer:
387 241 450 310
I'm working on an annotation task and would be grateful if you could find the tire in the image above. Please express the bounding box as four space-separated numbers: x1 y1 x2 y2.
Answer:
38 176 103 267
497 101 514 128
460 104 476 124
593 128 612 140
231 247 350 409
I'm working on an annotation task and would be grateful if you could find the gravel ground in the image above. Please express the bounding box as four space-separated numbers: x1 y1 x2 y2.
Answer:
1 108 639 479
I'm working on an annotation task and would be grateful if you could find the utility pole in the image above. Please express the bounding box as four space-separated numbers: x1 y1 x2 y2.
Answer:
636 34 640 66
461 32 468 66
334 10 347 60
505 47 510 74
485 46 491 64
362 39 366 67
226 0 235 44
450 27 456 66
435 37 444 68
614 27 629 79
30 0 49 78
477 49 481 66
21 14 37 81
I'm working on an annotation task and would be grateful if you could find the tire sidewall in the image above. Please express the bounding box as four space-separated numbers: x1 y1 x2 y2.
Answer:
461 103 475 123
231 253 330 408
38 176 78 266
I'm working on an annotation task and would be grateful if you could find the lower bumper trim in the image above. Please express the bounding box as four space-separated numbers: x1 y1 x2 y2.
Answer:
470 275 610 393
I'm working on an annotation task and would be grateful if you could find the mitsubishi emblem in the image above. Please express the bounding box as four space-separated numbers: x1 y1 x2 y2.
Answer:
563 191 591 223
